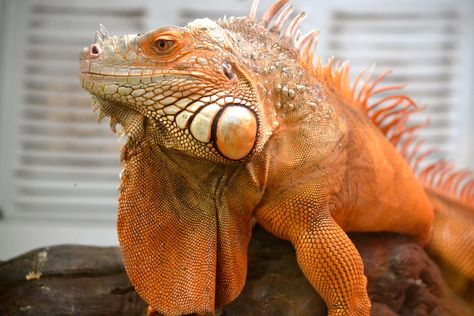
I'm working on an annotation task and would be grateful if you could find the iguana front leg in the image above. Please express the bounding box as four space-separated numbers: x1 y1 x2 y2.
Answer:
256 185 371 316
295 213 370 316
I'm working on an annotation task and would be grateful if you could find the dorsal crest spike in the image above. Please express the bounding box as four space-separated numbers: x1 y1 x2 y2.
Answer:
295 30 319 50
285 12 306 39
260 0 289 27
293 29 302 44
270 5 294 33
307 37 319 65
249 0 260 21
300 34 315 63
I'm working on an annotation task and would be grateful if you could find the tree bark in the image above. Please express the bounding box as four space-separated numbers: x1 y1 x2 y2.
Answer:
0 226 472 316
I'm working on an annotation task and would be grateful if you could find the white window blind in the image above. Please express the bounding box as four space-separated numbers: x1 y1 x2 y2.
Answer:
0 0 147 221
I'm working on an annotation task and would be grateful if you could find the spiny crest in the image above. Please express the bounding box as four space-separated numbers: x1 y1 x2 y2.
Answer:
419 162 474 206
246 0 320 64
321 54 474 207
247 0 474 207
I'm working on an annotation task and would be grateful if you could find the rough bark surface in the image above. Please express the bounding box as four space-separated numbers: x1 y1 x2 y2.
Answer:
0 226 471 316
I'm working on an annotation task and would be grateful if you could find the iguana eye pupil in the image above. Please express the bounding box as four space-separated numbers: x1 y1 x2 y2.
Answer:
152 38 175 53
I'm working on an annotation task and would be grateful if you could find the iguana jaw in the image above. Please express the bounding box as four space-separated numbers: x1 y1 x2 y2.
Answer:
79 69 147 145
88 95 145 146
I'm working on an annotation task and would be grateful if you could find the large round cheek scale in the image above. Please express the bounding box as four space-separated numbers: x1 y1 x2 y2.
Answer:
215 105 257 160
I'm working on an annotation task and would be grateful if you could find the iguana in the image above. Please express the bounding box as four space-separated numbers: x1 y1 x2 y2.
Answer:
79 0 474 315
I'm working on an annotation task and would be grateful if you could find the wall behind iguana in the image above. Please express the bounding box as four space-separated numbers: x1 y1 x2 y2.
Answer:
0 0 472 260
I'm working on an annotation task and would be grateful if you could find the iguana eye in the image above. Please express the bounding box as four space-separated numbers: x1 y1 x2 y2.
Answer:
152 38 176 54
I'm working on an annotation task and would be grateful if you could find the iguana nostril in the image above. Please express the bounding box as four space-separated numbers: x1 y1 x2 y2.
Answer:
90 44 101 57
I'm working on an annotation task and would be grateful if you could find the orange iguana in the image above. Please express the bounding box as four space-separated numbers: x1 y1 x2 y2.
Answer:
79 0 474 315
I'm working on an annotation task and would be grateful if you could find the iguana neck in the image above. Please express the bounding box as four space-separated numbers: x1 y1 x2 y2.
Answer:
117 138 269 314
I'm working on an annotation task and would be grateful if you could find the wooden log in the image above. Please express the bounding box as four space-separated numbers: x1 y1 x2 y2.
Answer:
0 226 472 316
0 246 146 315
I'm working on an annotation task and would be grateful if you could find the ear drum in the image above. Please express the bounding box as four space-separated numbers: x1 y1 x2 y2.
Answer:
213 105 257 160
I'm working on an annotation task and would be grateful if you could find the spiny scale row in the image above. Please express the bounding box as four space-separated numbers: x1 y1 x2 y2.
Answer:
246 0 320 65
320 53 474 207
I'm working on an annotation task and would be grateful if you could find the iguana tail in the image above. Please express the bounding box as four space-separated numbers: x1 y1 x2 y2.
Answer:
425 183 474 280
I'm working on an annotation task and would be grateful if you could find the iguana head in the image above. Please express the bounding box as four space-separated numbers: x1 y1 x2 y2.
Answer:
79 0 322 164
79 17 284 163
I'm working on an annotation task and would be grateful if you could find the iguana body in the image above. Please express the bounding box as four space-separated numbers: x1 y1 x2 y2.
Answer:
79 1 474 315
